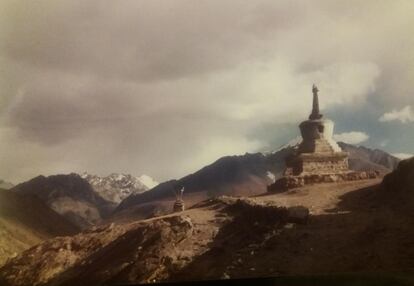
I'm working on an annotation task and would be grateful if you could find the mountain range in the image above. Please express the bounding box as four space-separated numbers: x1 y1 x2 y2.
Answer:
338 142 400 172
11 173 158 229
11 174 112 229
6 143 400 229
114 142 400 220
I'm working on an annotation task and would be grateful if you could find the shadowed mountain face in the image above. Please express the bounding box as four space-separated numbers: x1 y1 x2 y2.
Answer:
0 189 79 266
11 174 114 229
115 143 399 218
338 142 400 173
382 157 414 212
383 157 414 190
115 148 291 215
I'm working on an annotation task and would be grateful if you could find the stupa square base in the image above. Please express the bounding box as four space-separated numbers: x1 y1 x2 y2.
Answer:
268 170 380 193
285 152 349 176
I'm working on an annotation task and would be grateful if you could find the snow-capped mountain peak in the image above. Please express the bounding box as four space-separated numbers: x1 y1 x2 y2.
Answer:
81 172 158 204
261 136 302 156
137 174 159 189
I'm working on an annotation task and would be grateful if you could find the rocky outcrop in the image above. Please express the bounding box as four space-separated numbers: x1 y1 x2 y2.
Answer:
217 196 309 225
381 157 414 211
382 157 414 191
0 215 195 286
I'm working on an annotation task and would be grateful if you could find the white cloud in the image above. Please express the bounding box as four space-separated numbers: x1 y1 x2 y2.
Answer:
392 153 413 160
379 106 414 123
219 60 380 124
334 131 369 144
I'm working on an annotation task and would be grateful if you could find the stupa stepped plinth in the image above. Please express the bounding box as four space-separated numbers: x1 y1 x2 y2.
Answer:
285 84 349 176
268 84 378 192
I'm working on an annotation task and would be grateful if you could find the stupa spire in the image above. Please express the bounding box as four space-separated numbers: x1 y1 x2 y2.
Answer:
309 84 323 120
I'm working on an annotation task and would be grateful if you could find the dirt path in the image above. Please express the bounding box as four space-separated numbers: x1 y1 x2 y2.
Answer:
255 179 381 214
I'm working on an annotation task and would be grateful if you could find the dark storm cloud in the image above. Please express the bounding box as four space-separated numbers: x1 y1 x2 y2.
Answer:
0 0 413 183
1 1 300 82
1 69 142 142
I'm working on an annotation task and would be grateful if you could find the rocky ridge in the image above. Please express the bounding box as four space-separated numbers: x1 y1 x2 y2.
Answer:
115 143 399 219
338 142 400 172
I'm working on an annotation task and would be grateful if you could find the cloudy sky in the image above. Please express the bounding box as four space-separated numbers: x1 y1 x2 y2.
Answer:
0 1 413 184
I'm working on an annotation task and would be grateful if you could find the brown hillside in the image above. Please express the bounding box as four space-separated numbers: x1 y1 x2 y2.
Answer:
0 189 79 266
2 177 414 285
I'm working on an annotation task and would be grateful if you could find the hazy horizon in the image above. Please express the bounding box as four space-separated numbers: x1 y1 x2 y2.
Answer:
1 1 413 184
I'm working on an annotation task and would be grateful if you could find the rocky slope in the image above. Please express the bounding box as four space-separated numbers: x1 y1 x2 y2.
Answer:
338 142 400 172
2 177 414 285
0 189 79 266
81 173 157 204
11 174 114 229
115 143 399 220
0 194 309 286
